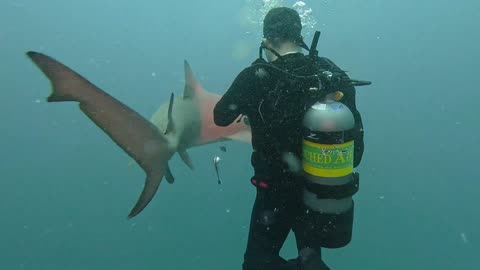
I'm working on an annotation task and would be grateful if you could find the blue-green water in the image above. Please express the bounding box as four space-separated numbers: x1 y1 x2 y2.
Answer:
1 0 478 269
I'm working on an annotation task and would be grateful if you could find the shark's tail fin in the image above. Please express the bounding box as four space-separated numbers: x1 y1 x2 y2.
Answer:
27 51 92 102
128 160 172 218
27 51 175 219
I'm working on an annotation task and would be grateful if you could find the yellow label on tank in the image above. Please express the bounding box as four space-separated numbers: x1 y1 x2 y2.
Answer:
302 140 354 177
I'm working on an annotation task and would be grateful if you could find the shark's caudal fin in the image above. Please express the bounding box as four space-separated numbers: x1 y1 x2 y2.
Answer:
26 51 174 219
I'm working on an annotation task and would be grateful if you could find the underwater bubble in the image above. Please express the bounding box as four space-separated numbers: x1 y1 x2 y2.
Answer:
242 0 317 38
293 1 306 8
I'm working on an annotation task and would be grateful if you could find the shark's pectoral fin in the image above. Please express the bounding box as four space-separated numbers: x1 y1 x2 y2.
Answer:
165 92 176 135
165 164 175 184
179 150 194 170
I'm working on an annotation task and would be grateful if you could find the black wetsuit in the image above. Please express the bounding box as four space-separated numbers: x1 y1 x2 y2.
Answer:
214 53 364 270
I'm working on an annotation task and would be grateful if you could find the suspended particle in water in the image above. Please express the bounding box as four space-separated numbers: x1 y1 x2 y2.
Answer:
260 210 275 226
460 232 468 243
255 68 268 78
282 152 301 173
228 103 238 110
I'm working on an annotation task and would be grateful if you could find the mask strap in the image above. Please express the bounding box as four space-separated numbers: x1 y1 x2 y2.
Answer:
259 41 285 61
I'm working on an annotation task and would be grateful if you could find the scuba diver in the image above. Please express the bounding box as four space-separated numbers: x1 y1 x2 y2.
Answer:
214 6 370 270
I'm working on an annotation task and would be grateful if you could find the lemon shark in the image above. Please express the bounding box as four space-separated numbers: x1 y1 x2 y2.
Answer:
26 51 251 219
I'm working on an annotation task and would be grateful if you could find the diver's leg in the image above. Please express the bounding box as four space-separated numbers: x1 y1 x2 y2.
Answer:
284 192 331 270
242 187 294 270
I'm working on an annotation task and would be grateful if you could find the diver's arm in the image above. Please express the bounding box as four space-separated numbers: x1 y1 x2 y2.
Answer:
214 69 252 127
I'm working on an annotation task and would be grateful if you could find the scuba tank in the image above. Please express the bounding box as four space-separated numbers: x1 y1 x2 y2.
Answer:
298 31 372 249
301 31 370 214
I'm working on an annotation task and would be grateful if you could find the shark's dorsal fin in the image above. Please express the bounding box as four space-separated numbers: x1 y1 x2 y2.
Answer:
179 150 194 170
183 60 203 100
165 92 176 134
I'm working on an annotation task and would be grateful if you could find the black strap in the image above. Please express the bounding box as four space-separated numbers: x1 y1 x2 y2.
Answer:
305 172 360 199
308 31 321 59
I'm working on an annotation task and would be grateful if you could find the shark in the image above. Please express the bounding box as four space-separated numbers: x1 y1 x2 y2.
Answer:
26 51 251 219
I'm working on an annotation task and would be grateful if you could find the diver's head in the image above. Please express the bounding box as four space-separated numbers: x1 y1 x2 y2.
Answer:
262 7 304 62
